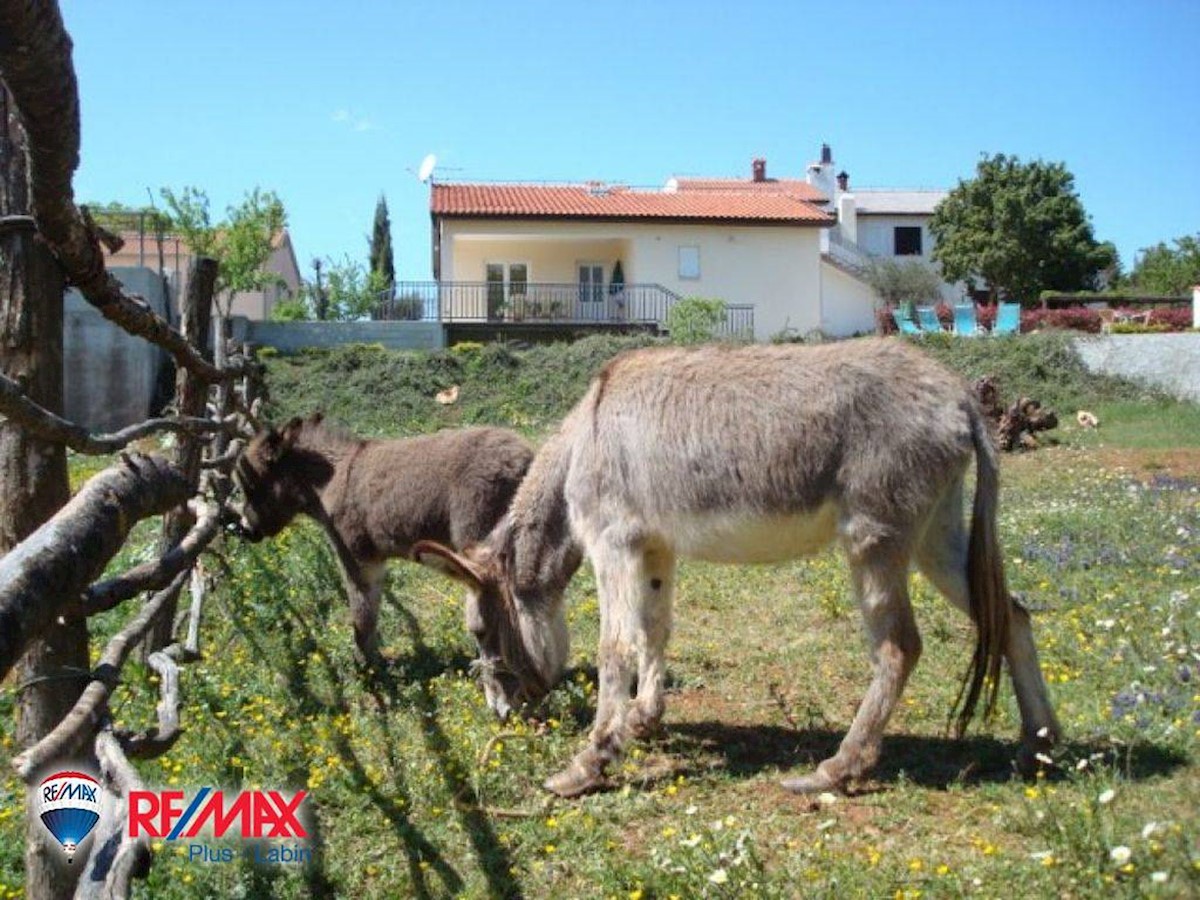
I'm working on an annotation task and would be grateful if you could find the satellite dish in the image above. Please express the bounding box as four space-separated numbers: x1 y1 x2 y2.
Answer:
664 177 679 193
418 154 437 183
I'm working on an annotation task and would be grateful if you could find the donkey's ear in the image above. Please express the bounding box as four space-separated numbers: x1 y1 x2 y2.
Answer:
279 416 304 450
413 541 485 588
307 410 325 426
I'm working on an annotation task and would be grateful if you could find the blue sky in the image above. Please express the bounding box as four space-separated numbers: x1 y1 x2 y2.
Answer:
63 0 1198 282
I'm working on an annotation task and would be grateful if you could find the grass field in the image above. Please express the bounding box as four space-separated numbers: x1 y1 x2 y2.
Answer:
1 334 1197 898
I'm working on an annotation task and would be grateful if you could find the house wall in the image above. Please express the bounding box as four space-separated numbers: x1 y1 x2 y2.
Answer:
856 214 935 261
819 261 878 337
445 235 627 283
228 238 303 320
441 219 823 340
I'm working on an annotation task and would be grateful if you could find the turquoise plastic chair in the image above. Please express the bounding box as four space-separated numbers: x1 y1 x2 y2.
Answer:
993 302 1020 335
953 304 979 336
916 307 942 333
892 309 920 335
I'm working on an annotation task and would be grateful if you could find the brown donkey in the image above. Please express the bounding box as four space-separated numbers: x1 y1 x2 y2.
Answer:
235 414 533 663
415 339 1061 797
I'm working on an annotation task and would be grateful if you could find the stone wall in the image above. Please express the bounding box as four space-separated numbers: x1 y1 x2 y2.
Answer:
1073 333 1200 403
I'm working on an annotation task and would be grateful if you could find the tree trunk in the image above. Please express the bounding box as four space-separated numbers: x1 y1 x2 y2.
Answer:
1 85 84 900
142 256 216 655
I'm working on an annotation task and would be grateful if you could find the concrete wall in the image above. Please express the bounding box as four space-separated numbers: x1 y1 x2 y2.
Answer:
64 267 170 432
1074 333 1200 403
233 319 445 353
818 260 878 337
442 219 824 341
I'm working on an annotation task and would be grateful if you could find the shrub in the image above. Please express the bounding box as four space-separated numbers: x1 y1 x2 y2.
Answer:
1146 307 1193 330
666 296 728 344
1020 307 1103 333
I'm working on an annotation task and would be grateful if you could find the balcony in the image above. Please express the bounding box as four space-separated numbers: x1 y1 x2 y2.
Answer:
374 281 754 339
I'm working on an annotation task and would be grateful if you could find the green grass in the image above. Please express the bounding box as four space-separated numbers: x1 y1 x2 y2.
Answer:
2 335 1198 898
1067 401 1200 451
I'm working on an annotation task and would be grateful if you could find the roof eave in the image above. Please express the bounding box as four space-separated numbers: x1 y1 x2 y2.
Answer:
431 211 834 227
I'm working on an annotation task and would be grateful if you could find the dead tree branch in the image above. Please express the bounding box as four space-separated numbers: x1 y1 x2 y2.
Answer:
11 570 189 781
118 645 184 760
0 453 188 681
83 500 221 615
0 371 233 453
76 727 152 900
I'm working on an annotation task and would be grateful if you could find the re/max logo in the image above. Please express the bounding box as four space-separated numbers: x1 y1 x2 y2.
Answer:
43 781 98 804
127 789 308 840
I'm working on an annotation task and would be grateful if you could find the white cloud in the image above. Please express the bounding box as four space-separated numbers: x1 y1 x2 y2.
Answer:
331 109 374 132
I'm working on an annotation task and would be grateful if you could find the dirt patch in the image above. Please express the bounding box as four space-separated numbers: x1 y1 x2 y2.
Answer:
1089 447 1200 481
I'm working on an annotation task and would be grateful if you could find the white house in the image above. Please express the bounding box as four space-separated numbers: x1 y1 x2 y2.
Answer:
423 144 955 340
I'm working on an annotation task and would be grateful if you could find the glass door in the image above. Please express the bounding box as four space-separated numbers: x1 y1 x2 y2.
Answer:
485 263 505 320
578 263 605 319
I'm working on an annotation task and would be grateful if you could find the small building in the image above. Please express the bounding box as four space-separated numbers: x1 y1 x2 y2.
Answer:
103 227 302 321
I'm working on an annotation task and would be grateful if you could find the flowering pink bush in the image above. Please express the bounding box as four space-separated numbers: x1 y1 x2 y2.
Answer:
1020 307 1103 334
1146 307 1193 330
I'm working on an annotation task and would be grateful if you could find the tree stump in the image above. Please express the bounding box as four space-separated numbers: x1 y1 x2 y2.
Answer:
973 377 1058 451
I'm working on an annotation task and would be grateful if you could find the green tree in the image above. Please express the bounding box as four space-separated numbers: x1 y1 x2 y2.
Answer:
929 153 1115 304
863 258 944 312
161 186 287 316
369 194 395 296
321 256 388 321
666 296 728 344
1129 233 1200 295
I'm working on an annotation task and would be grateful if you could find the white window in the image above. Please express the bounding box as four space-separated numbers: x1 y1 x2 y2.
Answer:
678 245 700 280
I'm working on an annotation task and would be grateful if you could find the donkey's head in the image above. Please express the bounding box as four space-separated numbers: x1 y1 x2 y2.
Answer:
413 534 570 721
235 415 330 542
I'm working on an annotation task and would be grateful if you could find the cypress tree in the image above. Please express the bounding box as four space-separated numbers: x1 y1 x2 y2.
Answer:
369 194 395 294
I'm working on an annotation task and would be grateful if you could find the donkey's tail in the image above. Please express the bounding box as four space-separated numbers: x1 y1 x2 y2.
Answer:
952 400 1012 737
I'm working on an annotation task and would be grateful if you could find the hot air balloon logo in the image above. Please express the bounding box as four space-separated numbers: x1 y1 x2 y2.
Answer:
36 770 101 863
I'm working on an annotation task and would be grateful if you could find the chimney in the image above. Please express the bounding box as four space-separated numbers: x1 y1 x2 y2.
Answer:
836 171 849 192
820 143 832 164
751 158 767 182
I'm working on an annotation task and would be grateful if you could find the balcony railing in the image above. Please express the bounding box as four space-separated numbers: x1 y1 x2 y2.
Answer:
374 281 755 338
821 228 873 275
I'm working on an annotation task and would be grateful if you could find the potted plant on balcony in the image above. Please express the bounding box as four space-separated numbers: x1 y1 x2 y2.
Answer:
609 260 626 320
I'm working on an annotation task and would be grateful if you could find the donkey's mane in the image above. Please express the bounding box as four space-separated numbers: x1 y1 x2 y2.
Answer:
292 415 366 451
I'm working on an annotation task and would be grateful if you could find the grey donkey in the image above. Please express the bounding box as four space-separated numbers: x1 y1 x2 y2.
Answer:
235 413 533 664
415 339 1061 797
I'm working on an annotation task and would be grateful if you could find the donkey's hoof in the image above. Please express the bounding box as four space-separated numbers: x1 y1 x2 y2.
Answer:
544 764 608 799
1016 725 1061 778
780 769 841 796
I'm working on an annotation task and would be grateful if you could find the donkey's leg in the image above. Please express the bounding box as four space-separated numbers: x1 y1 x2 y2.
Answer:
347 561 387 668
628 542 676 739
545 534 665 798
783 539 921 794
915 484 1061 765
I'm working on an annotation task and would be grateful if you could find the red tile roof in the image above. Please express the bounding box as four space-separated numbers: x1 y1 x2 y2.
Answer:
672 177 828 203
431 183 834 225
